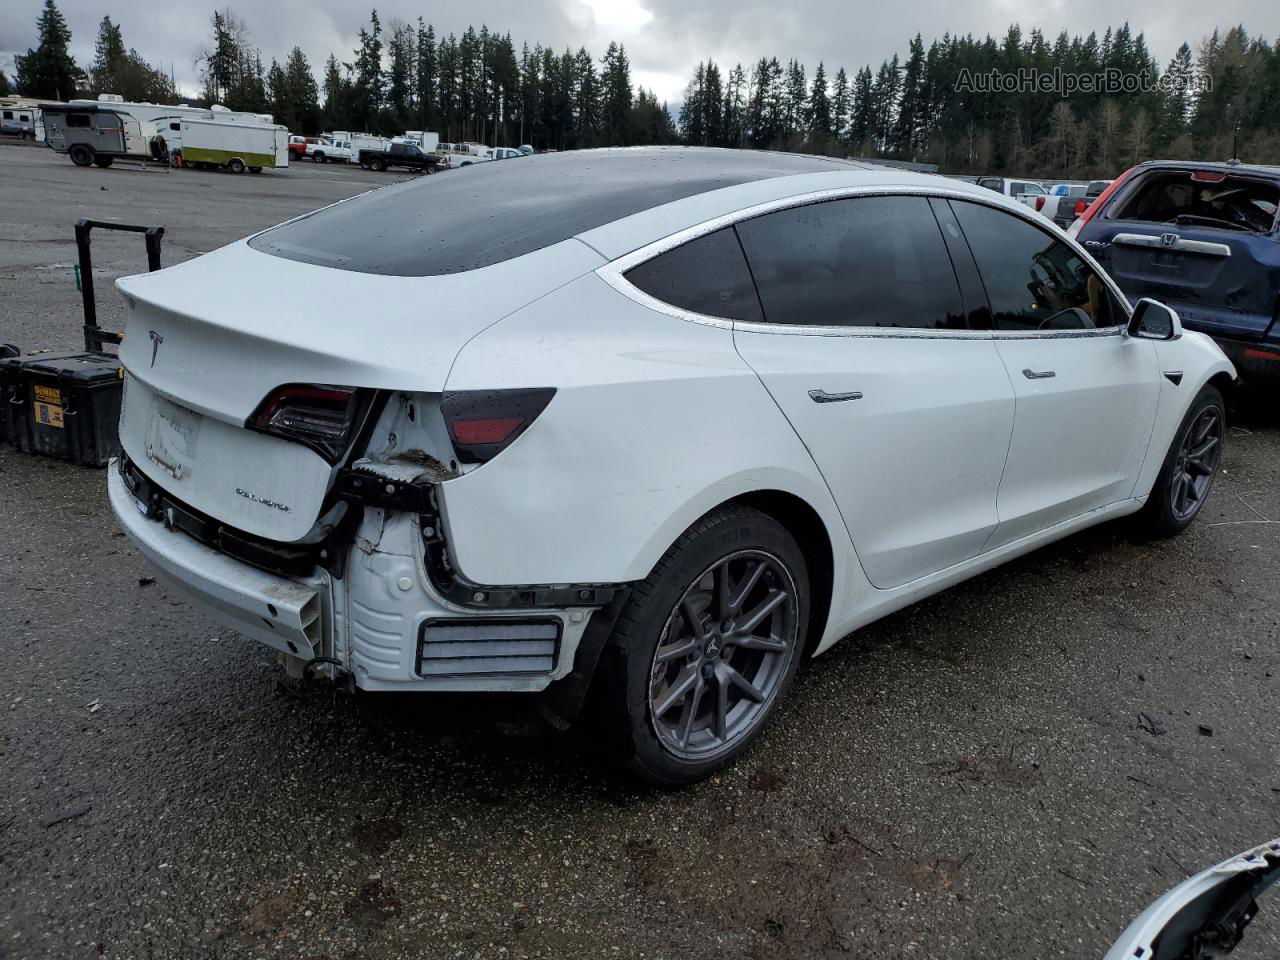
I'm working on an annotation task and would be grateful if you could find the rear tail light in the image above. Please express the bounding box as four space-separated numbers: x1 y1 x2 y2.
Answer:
1074 200 1088 217
249 383 365 463
441 388 555 464
1035 196 1046 212
1072 167 1137 237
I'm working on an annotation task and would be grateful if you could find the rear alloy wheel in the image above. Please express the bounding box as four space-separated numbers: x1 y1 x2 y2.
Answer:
602 506 808 785
1140 384 1225 537
227 157 246 174
68 144 93 167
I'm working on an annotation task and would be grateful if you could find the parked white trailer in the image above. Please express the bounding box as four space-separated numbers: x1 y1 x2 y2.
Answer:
175 118 289 173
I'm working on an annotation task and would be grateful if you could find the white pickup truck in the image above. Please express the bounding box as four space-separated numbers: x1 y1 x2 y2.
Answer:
976 176 1048 205
306 138 352 163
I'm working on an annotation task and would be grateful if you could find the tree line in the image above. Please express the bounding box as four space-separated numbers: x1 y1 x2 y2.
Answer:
8 0 1280 177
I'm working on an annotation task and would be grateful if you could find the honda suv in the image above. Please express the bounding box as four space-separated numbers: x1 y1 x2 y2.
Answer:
1073 160 1280 386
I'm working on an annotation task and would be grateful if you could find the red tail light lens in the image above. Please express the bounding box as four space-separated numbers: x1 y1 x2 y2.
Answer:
1074 200 1088 216
1035 196 1046 212
249 383 364 463
441 388 555 464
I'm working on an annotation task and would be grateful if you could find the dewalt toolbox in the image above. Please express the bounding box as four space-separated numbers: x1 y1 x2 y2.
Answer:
2 352 124 467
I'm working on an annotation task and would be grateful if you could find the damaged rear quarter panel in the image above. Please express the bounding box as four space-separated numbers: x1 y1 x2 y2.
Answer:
437 272 848 586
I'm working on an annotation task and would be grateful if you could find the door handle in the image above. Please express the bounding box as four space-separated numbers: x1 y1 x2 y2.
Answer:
808 389 863 403
1022 368 1056 380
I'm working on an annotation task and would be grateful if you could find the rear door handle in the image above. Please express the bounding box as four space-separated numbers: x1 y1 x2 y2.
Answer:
1022 368 1056 380
808 389 863 403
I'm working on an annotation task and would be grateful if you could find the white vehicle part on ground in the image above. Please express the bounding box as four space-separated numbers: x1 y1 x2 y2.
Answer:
1105 838 1280 959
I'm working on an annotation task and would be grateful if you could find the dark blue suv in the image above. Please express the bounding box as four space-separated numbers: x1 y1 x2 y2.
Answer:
1073 161 1280 386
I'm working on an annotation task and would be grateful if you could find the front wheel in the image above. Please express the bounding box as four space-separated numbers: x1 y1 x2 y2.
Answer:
599 506 809 786
369 157 385 172
1139 384 1226 537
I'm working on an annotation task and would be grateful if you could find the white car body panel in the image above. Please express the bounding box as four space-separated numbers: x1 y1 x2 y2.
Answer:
985 332 1161 548
733 328 1015 589
440 271 852 589
106 150 1235 694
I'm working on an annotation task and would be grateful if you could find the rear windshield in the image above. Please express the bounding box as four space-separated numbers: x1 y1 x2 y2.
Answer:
248 148 856 276
1111 170 1279 234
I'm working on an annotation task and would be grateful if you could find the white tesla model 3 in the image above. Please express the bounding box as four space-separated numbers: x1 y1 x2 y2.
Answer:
108 147 1235 784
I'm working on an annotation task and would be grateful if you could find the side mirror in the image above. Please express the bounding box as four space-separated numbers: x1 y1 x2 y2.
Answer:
1128 298 1183 341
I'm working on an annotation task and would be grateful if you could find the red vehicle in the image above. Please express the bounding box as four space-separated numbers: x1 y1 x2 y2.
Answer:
287 135 327 160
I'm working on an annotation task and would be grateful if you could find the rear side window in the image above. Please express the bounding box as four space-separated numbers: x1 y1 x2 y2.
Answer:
66 113 91 128
950 200 1126 331
625 228 762 323
1110 170 1279 234
735 195 967 329
2 111 11 120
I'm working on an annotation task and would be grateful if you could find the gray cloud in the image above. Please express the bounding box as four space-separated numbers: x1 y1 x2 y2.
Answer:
2 0 1275 104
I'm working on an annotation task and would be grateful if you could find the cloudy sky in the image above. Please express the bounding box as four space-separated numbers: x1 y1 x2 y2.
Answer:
2 0 1275 104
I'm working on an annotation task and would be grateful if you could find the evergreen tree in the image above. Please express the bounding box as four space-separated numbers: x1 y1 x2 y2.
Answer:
386 20 415 129
351 10 384 131
0 71 12 97
415 19 437 130
600 42 633 145
831 67 851 144
15 0 81 100
808 61 832 143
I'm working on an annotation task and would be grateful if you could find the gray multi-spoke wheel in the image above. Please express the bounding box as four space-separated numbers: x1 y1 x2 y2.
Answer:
1169 404 1223 521
1141 384 1226 537
601 505 810 785
648 550 799 761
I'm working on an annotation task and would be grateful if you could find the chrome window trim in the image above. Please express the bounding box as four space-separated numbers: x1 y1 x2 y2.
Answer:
595 183 1134 341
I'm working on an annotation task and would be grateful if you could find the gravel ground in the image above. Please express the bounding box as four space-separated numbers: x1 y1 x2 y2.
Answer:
3 142 1280 960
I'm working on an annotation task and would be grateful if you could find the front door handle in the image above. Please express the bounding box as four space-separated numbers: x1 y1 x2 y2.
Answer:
1022 368 1056 380
808 389 863 403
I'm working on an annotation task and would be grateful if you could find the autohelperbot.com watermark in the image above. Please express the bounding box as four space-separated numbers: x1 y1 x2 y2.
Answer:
955 67 1210 98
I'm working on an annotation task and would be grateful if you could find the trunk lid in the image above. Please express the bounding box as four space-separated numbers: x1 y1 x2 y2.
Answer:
116 238 602 541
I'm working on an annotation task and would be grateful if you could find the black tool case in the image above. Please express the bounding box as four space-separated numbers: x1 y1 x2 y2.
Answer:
2 352 124 467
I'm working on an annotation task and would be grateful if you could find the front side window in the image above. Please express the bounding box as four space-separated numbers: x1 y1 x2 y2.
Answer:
950 200 1126 331
66 113 91 128
625 227 762 323
735 195 967 329
2 111 12 120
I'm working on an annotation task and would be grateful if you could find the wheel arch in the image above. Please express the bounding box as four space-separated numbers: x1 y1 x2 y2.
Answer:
725 489 834 658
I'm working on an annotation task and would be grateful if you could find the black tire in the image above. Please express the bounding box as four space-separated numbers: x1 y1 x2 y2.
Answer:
313 152 325 163
425 163 437 174
227 157 246 174
369 157 385 172
93 155 114 168
1139 384 1226 537
599 505 809 786
68 144 93 167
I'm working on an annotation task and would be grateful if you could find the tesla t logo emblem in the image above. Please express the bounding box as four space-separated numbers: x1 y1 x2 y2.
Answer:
1160 233 1179 248
148 330 163 367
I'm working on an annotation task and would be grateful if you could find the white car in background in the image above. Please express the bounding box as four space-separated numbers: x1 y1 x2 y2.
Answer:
108 148 1234 784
